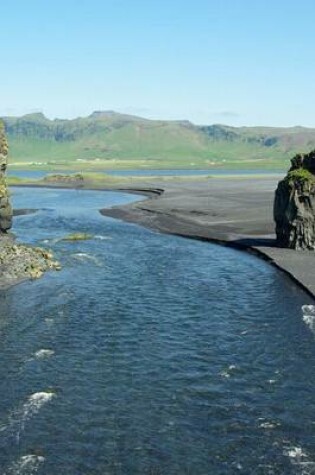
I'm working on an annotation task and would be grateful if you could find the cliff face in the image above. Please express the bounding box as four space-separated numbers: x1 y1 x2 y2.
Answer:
274 151 315 250
0 121 12 232
0 122 61 288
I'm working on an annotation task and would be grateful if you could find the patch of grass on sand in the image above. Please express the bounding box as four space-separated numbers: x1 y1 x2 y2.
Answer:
61 232 93 241
7 176 29 185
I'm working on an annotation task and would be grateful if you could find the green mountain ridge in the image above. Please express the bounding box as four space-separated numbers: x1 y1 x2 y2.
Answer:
3 111 315 169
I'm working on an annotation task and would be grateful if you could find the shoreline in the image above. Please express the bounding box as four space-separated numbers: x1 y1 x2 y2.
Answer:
100 179 315 300
102 204 315 299
10 180 315 299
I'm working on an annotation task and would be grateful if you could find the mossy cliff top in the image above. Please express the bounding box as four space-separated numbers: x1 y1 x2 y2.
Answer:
285 150 315 185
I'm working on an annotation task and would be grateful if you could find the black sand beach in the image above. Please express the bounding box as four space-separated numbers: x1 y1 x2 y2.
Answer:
100 177 315 298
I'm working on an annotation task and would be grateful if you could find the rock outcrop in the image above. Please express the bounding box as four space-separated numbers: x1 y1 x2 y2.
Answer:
0 121 61 287
0 242 61 288
0 120 12 231
274 151 315 250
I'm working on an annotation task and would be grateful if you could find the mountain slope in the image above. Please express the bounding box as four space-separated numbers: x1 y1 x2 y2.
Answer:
3 111 315 168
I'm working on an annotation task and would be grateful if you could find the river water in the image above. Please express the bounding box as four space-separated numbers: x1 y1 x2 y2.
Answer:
0 187 314 475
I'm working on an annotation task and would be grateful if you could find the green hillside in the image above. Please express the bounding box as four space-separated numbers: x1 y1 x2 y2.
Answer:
3 111 315 170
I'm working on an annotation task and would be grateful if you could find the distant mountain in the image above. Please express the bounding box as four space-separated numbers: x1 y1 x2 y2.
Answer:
3 111 315 168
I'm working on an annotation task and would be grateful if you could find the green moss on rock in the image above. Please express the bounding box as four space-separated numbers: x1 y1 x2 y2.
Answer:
285 168 315 186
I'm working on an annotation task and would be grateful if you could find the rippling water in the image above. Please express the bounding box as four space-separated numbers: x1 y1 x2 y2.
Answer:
0 187 314 474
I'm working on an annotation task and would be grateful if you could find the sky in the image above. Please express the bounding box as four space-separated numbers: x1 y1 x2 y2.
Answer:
1 0 315 126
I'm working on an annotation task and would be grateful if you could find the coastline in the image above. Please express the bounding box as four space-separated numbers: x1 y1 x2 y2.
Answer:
8 179 315 299
99 178 315 300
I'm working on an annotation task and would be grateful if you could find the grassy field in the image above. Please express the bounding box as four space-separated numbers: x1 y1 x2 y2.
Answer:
9 158 288 173
7 136 287 171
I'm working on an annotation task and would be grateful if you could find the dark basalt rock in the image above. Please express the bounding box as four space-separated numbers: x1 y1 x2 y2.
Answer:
274 151 315 250
0 121 12 232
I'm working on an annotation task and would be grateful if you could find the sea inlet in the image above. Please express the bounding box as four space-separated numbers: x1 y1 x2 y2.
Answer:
0 187 314 474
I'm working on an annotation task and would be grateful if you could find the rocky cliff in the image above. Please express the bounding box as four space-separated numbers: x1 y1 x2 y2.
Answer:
274 150 315 250
0 122 61 287
0 120 12 231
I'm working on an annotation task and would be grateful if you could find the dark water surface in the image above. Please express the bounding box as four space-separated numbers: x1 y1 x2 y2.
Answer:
0 187 314 474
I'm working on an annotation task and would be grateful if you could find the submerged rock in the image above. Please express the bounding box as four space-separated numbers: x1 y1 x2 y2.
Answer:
274 150 315 250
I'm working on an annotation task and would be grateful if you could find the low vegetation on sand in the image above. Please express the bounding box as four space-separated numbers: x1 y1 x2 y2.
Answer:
61 232 93 241
7 172 214 189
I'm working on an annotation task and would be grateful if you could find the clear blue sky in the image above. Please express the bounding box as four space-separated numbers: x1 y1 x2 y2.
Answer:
1 0 315 126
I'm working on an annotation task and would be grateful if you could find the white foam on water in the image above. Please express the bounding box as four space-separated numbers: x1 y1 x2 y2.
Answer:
285 446 315 474
303 315 315 333
41 238 59 245
44 316 57 327
4 454 45 475
258 420 280 429
287 447 307 459
1 391 55 442
302 305 315 334
71 253 101 265
302 305 315 316
219 364 237 378
34 349 55 359
26 349 55 363
94 235 112 240
72 252 98 263
24 392 54 415
17 392 55 441
219 370 230 378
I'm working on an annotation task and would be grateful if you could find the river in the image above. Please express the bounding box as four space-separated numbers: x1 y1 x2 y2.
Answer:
0 187 314 474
